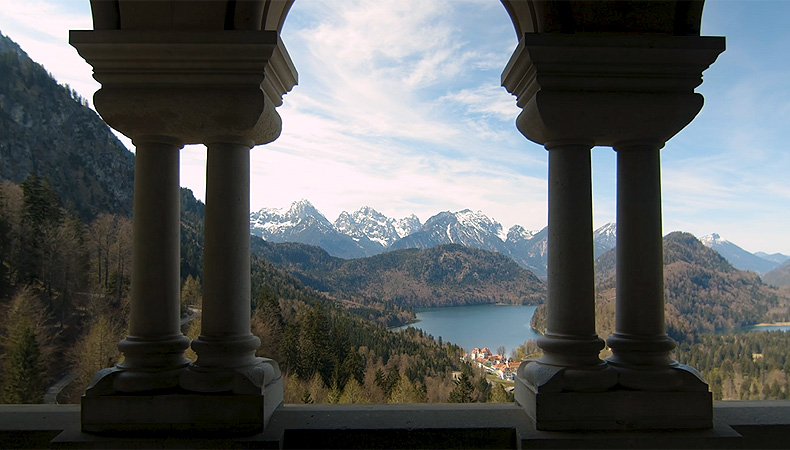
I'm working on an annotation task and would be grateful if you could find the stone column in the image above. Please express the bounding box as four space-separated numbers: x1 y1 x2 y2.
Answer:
605 140 710 392
83 136 190 396
180 138 280 399
606 141 676 379
527 140 616 386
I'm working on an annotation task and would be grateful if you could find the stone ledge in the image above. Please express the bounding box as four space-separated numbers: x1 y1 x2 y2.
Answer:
2 402 790 449
81 394 265 434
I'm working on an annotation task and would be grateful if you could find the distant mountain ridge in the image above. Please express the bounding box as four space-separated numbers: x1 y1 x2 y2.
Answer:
250 200 620 278
699 233 784 275
0 31 134 220
251 238 546 308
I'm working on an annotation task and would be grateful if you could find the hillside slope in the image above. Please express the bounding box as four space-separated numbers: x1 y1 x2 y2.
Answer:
533 232 790 342
763 260 790 287
0 31 134 220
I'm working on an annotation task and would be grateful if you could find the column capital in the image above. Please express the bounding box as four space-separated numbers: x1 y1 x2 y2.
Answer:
613 139 665 153
501 33 725 146
69 30 298 145
544 139 595 151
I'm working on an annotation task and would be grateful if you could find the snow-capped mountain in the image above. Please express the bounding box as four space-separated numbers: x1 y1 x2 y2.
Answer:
250 200 379 259
251 199 333 238
333 206 421 249
506 225 548 278
699 233 779 274
393 214 422 241
506 225 537 243
389 209 511 255
593 222 617 259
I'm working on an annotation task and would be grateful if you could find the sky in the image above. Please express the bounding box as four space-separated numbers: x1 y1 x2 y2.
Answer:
1 1 789 255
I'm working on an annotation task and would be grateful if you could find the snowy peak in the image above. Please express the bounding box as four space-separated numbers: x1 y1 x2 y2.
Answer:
593 222 617 259
700 233 726 247
506 225 538 243
287 199 329 223
593 222 617 239
333 206 418 247
250 199 333 239
394 214 421 238
420 209 506 246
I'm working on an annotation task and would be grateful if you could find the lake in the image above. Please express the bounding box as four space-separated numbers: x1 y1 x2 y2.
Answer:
743 324 790 332
394 304 541 356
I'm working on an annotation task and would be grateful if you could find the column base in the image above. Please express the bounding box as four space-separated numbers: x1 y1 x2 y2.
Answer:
82 358 284 434
180 357 282 395
609 361 710 391
516 372 712 430
81 390 281 435
519 359 618 393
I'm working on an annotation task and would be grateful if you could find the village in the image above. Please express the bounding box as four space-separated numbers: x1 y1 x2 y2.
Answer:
461 347 522 384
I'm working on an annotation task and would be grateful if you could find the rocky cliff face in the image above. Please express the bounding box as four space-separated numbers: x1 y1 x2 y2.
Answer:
0 31 134 220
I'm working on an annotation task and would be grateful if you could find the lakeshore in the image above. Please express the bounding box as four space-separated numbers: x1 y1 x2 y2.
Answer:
393 304 540 356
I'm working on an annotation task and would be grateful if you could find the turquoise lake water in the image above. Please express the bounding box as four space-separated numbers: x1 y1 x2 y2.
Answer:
394 304 541 356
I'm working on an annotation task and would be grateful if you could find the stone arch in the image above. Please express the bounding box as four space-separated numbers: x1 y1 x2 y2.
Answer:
501 0 705 38
88 0 294 32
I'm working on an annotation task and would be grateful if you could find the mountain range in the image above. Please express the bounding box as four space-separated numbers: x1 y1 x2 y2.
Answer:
251 200 620 278
700 233 789 275
251 200 788 283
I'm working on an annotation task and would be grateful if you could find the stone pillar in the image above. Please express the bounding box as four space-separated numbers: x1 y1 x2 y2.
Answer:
191 139 257 380
525 140 616 386
502 33 724 430
602 140 710 413
180 138 281 398
116 136 190 390
83 136 190 397
607 141 677 379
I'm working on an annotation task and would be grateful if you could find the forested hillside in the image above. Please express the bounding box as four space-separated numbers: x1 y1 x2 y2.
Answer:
0 31 134 221
586 232 790 341
0 177 132 403
534 232 790 341
675 332 790 400
764 260 790 287
252 239 546 309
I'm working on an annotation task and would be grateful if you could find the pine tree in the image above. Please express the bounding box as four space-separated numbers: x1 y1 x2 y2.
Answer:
0 324 44 403
252 287 285 361
490 383 510 403
448 373 475 403
388 375 423 403
0 289 50 403
180 275 202 317
18 174 63 284
339 377 369 404
69 314 122 392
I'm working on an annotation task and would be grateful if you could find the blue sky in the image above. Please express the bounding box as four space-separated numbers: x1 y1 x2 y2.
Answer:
1 1 788 254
